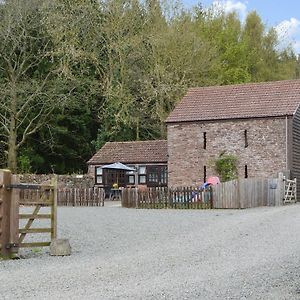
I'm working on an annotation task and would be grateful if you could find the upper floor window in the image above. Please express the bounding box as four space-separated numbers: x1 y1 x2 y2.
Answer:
203 132 207 149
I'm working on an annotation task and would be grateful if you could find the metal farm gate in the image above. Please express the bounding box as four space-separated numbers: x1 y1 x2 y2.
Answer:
0 170 57 258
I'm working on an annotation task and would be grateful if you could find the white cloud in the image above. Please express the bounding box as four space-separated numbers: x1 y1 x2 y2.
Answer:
212 1 248 20
275 18 300 38
275 18 300 54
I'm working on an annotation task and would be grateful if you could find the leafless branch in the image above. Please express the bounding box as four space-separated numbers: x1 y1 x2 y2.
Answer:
16 104 55 149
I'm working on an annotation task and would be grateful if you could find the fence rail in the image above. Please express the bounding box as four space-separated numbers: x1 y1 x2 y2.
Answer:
122 187 213 209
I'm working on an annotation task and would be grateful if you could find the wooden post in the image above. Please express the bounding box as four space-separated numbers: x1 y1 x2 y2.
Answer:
294 178 297 202
10 174 19 254
0 170 13 258
51 176 58 240
277 172 285 206
0 170 11 258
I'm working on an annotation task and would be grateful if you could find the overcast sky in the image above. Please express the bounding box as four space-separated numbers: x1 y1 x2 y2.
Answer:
184 0 300 54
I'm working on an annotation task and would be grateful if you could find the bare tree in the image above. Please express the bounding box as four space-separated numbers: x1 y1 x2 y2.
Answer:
0 0 61 172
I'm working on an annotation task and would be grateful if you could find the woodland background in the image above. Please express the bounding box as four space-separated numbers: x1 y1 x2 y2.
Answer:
0 0 299 174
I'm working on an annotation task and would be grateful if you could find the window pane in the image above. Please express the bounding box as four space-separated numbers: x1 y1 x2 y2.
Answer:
139 175 146 183
96 175 102 184
148 173 158 183
128 175 135 184
161 173 166 184
139 166 146 174
96 167 103 175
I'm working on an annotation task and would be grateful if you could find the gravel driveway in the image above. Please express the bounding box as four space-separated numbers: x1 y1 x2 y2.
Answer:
1 204 300 299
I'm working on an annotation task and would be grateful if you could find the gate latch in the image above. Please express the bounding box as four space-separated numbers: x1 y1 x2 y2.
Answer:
5 243 19 250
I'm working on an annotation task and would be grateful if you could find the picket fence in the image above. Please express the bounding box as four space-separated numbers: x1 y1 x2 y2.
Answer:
20 187 105 207
122 187 213 209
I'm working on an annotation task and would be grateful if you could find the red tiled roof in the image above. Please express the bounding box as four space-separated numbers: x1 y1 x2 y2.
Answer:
88 140 167 164
166 80 300 123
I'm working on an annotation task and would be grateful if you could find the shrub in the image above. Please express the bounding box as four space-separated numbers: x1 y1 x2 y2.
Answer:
214 153 238 182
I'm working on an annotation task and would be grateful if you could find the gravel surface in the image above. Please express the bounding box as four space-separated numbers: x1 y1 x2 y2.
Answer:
1 203 300 299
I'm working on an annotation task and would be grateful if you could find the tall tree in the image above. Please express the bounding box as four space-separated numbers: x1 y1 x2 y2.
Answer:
0 0 61 172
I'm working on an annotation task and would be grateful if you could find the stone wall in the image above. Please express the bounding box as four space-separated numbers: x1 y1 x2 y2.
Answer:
19 174 94 188
167 117 289 187
87 165 95 177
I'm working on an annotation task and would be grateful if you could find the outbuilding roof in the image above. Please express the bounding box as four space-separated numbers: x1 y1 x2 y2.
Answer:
88 140 167 165
166 79 300 123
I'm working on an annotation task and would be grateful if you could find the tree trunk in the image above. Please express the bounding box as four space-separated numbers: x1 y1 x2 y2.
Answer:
7 80 18 173
7 131 17 173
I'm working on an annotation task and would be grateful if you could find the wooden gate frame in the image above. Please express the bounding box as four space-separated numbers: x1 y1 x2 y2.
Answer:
0 170 57 259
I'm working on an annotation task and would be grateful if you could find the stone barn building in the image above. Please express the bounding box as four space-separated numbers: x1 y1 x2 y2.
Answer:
87 140 168 188
166 80 300 191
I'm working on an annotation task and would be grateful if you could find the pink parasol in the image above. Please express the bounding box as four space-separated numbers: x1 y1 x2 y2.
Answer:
207 176 220 186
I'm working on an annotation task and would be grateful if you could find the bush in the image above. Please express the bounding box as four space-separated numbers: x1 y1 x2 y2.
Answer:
214 153 238 182
18 154 31 173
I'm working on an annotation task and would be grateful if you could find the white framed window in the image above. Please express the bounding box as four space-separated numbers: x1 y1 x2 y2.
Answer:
128 175 135 184
95 167 103 184
139 175 146 184
96 176 103 184
138 166 146 174
96 167 103 175
138 165 147 184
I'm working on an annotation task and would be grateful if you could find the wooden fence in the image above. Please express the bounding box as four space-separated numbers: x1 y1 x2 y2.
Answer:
122 187 213 209
213 177 284 208
213 174 296 208
20 187 105 207
57 188 105 206
122 174 296 209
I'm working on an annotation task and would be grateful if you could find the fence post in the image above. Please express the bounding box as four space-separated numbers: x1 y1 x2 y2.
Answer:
210 186 214 209
51 176 58 240
135 188 138 208
0 170 13 258
10 175 19 255
277 172 285 206
294 178 297 202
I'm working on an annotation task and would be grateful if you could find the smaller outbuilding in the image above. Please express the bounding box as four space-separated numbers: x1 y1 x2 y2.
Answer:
87 140 168 188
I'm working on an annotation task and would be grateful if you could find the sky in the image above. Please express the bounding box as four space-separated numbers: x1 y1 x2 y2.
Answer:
184 0 300 54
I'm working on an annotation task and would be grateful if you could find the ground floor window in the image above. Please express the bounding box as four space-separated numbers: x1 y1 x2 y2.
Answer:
95 167 103 184
95 167 126 187
95 164 167 187
138 166 147 184
127 167 136 185
146 165 168 187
